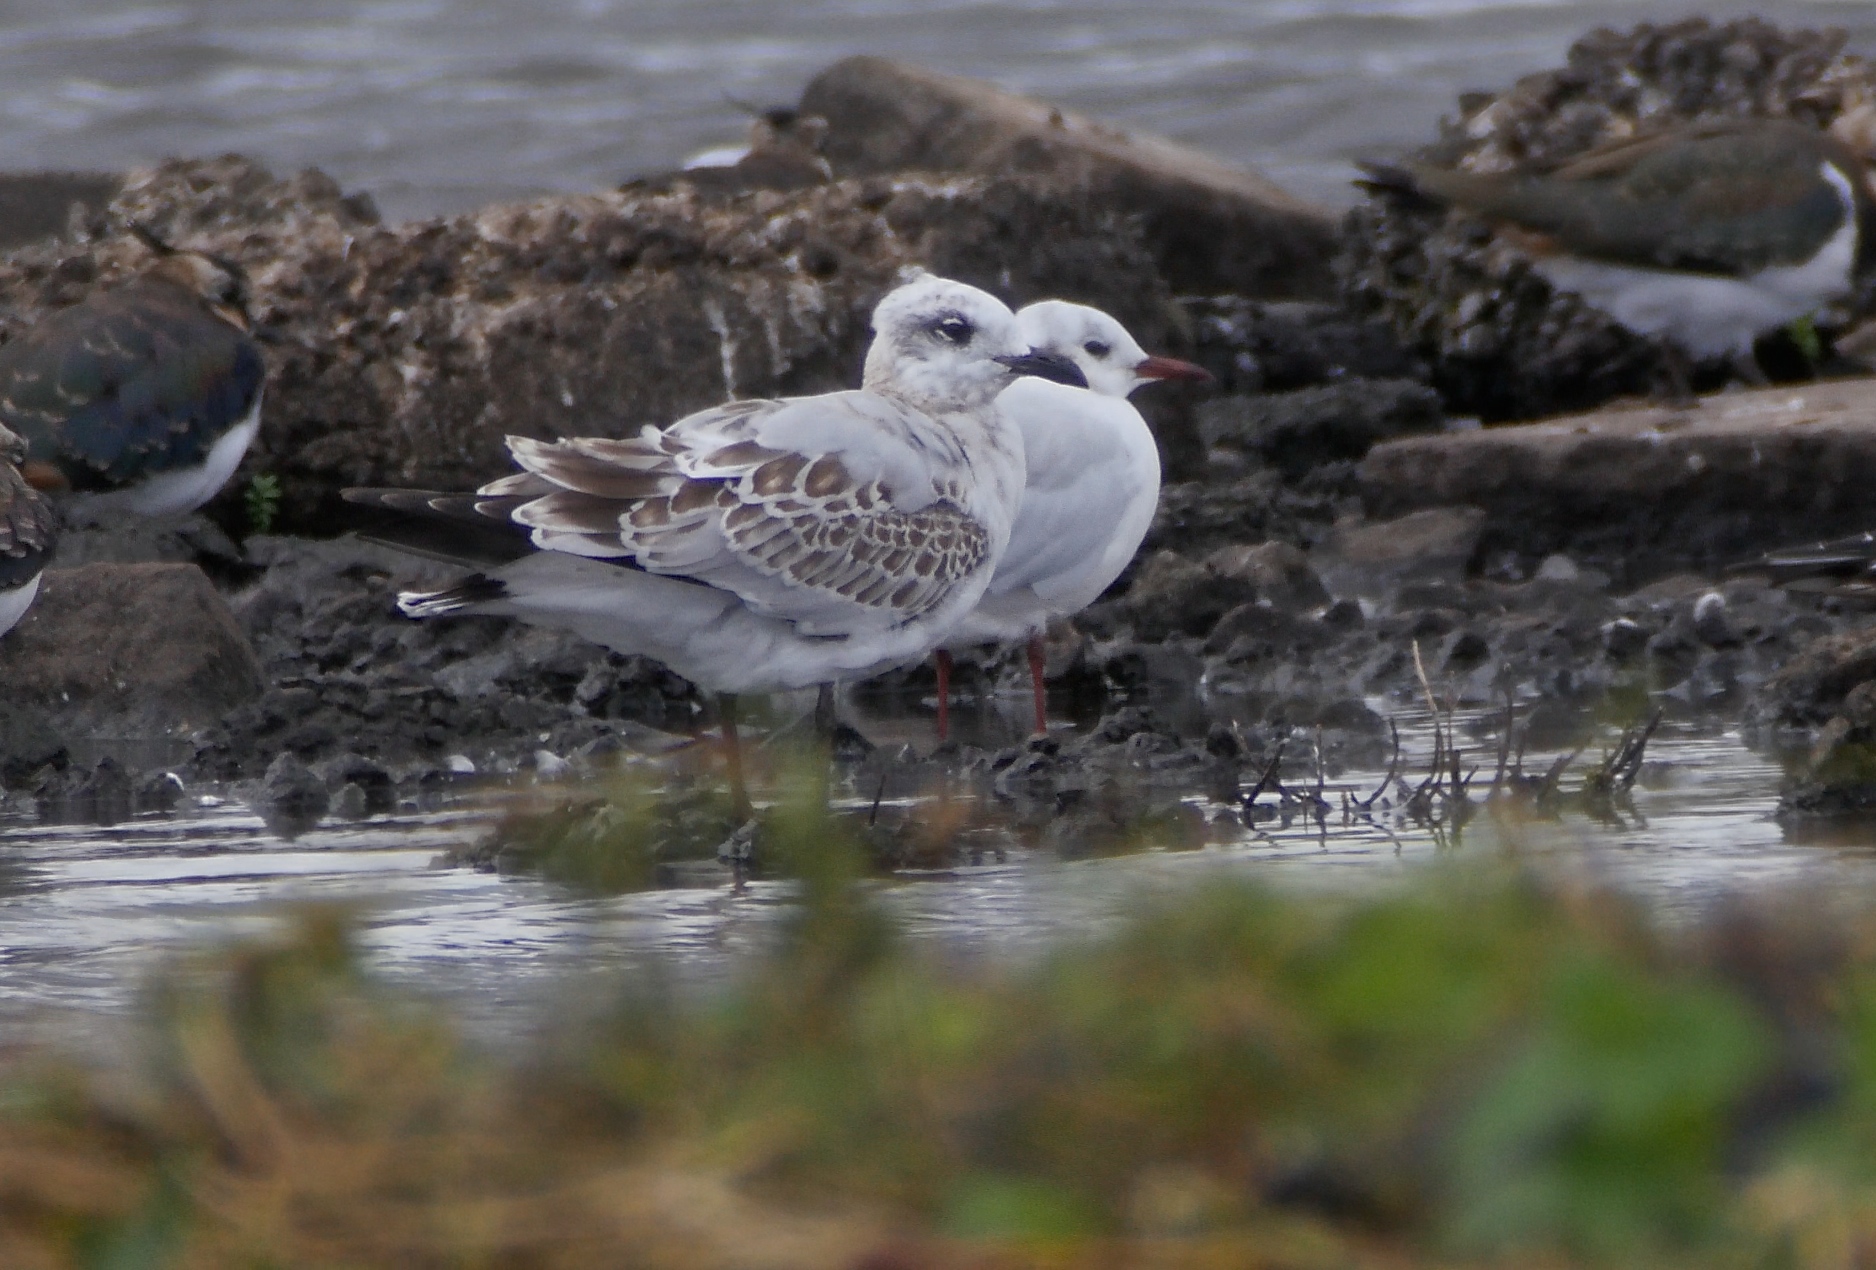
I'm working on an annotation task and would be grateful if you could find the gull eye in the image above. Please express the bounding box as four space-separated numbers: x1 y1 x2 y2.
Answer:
1083 339 1111 359
932 315 975 346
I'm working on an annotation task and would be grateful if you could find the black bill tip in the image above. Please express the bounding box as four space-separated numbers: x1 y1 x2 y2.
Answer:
994 348 1089 390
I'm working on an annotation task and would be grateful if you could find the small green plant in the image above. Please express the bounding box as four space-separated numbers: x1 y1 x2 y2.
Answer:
1789 314 1824 368
244 472 282 535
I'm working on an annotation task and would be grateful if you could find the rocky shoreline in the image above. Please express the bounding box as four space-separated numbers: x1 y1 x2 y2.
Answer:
8 17 1876 833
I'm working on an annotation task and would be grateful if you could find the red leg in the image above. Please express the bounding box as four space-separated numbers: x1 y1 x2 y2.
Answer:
935 649 953 743
719 693 751 820
1028 634 1048 736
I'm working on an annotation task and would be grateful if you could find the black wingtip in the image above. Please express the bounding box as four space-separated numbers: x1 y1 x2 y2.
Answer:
995 349 1089 390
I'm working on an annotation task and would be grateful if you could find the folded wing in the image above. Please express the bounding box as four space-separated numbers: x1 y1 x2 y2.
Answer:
483 392 993 635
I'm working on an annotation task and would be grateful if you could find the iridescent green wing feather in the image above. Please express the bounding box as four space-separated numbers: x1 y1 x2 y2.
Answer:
0 284 263 492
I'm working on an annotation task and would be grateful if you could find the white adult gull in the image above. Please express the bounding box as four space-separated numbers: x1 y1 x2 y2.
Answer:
344 274 1082 813
922 300 1211 739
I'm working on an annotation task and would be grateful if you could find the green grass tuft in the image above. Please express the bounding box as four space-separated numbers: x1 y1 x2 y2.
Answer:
243 472 282 536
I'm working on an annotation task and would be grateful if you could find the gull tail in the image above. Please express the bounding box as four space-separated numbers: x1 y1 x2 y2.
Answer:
398 572 511 618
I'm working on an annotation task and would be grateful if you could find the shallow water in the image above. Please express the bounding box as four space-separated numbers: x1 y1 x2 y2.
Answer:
1 1 1872 220
6 2 1876 1034
6 707 1874 1045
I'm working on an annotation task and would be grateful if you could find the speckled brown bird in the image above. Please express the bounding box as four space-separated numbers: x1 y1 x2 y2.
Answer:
0 424 57 638
1360 119 1876 379
0 225 265 518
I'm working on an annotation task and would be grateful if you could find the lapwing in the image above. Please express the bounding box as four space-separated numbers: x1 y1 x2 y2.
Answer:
917 300 1211 740
0 224 265 518
1360 118 1876 385
344 274 1084 816
0 425 57 638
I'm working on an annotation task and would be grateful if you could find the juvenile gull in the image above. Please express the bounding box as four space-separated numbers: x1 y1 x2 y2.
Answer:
1 224 265 518
348 274 1078 812
920 300 1210 738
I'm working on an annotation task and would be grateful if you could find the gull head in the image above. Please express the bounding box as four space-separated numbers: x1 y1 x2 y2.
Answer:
1016 300 1213 399
863 274 1029 412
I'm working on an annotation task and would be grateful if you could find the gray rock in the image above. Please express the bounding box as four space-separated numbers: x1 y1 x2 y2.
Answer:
1199 380 1443 477
1534 554 1580 584
49 512 244 569
1118 551 1258 642
1327 507 1486 585
0 562 263 737
1358 380 1876 585
256 751 329 831
0 700 66 788
799 55 1338 298
1205 542 1331 611
1181 297 1428 396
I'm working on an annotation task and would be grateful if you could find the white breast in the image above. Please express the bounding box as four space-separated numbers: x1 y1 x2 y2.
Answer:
73 392 264 519
0 573 42 638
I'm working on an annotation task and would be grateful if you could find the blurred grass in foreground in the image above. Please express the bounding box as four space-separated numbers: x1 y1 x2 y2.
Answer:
8 777 1876 1266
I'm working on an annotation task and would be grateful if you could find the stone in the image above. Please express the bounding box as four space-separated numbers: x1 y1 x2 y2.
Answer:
49 512 244 569
1199 380 1443 477
799 55 1339 298
1358 380 1876 585
1760 626 1876 730
0 700 67 788
0 155 1179 533
1204 542 1330 611
1119 551 1258 642
1181 297 1428 396
0 563 263 736
1534 554 1580 584
254 751 329 836
1692 592 1739 648
1326 507 1487 585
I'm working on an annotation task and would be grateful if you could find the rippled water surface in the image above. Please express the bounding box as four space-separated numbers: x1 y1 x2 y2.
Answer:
3 1 1874 219
7 709 1876 1043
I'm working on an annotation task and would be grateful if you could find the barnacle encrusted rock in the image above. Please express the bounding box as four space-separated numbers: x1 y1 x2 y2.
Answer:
0 155 1178 534
800 54 1340 299
1339 18 1876 421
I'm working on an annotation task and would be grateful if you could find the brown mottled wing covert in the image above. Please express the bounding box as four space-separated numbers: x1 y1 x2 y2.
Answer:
502 414 990 623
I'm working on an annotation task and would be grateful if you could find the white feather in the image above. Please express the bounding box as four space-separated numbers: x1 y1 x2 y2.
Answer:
0 572 41 638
